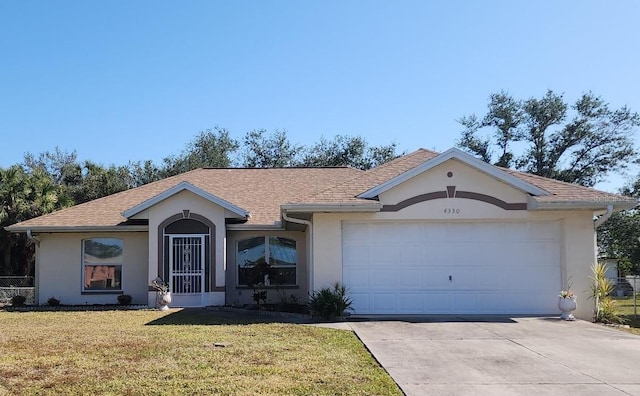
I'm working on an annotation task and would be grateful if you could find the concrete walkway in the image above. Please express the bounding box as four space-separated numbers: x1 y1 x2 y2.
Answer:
349 317 640 396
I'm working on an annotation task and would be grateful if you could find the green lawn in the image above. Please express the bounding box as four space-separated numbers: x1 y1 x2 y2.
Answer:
0 309 401 395
613 295 640 335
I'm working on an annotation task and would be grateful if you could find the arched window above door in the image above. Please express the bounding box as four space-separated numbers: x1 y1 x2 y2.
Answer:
165 218 209 234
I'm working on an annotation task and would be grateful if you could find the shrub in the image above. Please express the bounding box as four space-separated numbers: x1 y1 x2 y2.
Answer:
117 294 133 306
47 297 61 307
590 263 625 324
11 295 26 307
308 282 353 320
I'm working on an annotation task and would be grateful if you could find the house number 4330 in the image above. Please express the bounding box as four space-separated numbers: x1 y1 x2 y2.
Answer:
443 208 460 214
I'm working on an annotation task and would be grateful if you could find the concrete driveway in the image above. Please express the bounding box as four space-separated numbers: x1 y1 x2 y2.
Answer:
349 317 640 396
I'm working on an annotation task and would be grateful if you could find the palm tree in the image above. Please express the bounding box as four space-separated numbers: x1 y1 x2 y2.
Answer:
0 166 72 275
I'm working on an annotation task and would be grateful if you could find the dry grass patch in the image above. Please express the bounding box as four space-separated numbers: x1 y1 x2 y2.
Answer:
613 296 640 335
0 309 401 395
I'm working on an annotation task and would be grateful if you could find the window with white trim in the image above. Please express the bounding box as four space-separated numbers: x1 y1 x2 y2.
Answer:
237 236 297 286
82 238 123 292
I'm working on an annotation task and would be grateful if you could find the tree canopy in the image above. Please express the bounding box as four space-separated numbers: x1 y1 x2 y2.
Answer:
241 129 302 168
598 177 640 275
300 135 400 170
160 127 239 177
458 90 640 187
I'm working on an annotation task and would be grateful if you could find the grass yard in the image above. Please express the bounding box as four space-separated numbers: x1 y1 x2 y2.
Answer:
0 309 401 395
614 295 640 335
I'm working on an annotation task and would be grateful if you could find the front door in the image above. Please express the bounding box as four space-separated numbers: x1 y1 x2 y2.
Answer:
169 235 205 307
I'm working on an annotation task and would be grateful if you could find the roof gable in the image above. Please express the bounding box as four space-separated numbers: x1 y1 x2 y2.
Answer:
358 148 551 199
122 181 249 219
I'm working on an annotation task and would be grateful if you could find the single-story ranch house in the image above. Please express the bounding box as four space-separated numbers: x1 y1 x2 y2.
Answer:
6 148 637 320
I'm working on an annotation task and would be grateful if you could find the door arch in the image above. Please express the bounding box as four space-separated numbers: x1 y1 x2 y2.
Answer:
157 213 216 307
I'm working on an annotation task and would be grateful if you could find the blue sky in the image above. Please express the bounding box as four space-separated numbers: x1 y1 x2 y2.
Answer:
1 1 638 192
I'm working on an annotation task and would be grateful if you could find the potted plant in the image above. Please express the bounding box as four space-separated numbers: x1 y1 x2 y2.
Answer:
151 278 171 311
558 289 577 320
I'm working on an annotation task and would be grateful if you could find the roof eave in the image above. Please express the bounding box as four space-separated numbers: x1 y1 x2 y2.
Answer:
5 225 150 233
226 223 285 231
281 202 382 213
527 198 638 211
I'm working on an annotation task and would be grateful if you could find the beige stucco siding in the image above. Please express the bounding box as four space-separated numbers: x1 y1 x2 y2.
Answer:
379 159 530 220
381 159 528 204
35 232 148 305
562 212 598 320
144 190 228 306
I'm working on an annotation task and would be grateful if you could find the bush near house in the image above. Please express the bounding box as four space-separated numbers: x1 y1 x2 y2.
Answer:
10 295 26 306
47 297 61 306
116 294 132 305
309 282 353 320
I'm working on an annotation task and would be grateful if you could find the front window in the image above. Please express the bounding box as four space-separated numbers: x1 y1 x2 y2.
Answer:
237 236 297 286
82 238 123 292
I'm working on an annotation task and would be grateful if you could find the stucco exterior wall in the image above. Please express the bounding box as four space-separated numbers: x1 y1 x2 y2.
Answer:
225 230 308 306
312 211 597 319
381 159 528 205
562 213 599 320
379 160 530 220
144 190 228 306
35 232 148 305
311 160 599 319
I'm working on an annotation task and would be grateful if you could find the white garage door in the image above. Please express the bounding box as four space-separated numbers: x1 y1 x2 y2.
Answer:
342 221 561 315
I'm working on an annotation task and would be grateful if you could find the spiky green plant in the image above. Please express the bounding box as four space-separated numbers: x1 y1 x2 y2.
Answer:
590 263 625 324
308 282 353 320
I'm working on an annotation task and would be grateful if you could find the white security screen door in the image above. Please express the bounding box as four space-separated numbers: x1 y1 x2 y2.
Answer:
169 236 205 305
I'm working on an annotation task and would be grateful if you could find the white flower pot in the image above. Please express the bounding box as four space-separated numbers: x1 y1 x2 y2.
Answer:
558 296 577 321
158 291 172 311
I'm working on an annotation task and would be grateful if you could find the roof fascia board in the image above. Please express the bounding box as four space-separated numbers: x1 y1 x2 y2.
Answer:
123 181 249 219
281 203 382 213
226 224 285 231
5 226 150 233
527 197 637 211
359 147 551 199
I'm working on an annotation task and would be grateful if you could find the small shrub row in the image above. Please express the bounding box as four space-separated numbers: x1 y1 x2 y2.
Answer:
10 295 133 307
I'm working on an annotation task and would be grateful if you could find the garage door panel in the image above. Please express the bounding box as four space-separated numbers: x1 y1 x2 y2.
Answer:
475 293 505 313
371 244 397 263
452 293 478 312
343 221 561 315
421 269 451 289
344 268 370 288
351 293 371 312
371 270 396 288
398 245 423 263
398 270 422 288
426 293 455 313
371 223 398 242
343 243 371 263
422 225 445 242
401 223 424 242
398 294 424 312
372 293 396 312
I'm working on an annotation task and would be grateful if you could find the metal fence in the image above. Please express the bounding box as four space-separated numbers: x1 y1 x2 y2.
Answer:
0 276 35 305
